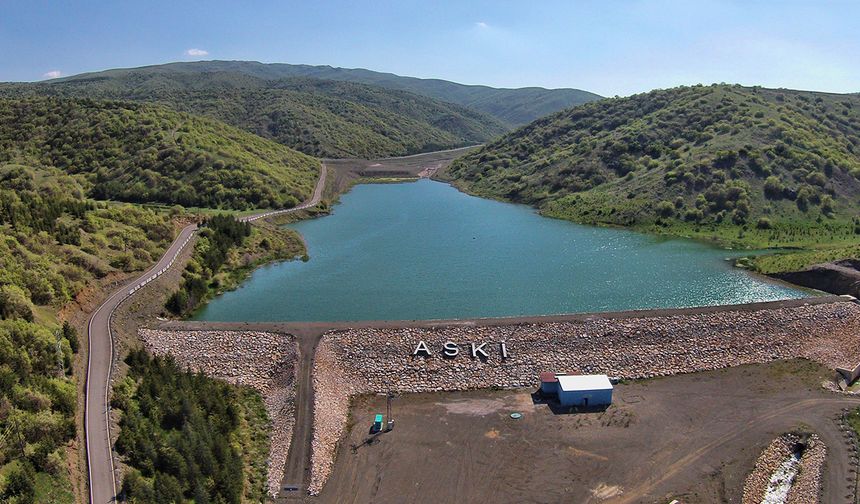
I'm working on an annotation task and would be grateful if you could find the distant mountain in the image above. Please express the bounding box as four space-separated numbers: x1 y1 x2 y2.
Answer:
54 60 602 126
4 71 507 158
442 84 860 249
0 96 319 209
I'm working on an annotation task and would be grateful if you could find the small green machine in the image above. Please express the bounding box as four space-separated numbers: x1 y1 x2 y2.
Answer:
372 414 384 433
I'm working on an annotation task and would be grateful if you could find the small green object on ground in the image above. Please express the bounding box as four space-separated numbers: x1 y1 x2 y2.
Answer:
510 412 522 419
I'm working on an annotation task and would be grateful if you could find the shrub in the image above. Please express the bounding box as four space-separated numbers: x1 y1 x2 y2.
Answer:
756 217 773 229
763 176 784 199
656 200 675 218
0 285 34 321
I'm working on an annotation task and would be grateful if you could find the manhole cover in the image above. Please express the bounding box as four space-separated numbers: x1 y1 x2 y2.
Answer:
510 412 522 419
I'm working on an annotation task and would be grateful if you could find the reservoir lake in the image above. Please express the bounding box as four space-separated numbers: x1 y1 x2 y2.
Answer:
193 179 808 322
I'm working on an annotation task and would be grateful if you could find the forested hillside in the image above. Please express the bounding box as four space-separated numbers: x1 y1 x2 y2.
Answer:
43 60 602 126
0 97 319 209
0 165 176 502
114 350 269 503
3 71 507 158
444 85 860 254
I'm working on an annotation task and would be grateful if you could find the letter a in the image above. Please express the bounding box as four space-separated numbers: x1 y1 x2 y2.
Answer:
413 340 431 357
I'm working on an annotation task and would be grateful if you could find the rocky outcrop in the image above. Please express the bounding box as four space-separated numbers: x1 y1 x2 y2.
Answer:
139 329 297 497
774 259 860 298
309 301 860 495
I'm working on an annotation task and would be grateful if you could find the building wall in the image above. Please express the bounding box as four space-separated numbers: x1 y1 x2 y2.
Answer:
558 388 612 406
540 381 558 395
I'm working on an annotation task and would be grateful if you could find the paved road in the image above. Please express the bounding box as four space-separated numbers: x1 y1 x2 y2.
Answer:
85 162 326 503
85 223 198 504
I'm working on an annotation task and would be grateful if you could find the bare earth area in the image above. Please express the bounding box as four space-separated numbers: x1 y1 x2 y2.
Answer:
314 361 858 504
322 146 477 198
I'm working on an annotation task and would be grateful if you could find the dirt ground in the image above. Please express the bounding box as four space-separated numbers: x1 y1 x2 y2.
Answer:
322 147 478 199
311 360 860 504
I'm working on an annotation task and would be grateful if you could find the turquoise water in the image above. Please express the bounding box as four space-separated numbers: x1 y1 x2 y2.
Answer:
194 179 807 322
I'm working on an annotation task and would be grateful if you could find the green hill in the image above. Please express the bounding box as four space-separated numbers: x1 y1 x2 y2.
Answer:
443 84 860 257
48 60 602 126
4 71 507 158
0 97 319 209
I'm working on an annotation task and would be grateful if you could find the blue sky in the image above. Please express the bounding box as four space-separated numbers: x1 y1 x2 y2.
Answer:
1 0 857 96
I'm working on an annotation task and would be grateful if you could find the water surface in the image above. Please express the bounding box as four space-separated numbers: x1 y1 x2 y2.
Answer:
194 179 807 322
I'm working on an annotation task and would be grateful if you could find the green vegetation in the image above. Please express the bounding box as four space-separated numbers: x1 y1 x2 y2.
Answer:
35 60 602 127
0 163 177 502
113 349 269 504
165 214 305 316
0 165 175 321
444 84 860 271
166 215 252 315
0 319 78 503
0 97 319 210
3 71 508 159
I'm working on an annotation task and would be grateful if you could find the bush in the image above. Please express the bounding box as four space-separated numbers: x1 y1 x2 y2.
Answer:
656 200 675 218
763 176 784 199
756 217 773 229
0 285 34 321
62 321 79 353
2 461 36 501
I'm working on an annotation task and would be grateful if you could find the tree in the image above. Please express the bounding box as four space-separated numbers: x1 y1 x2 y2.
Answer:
656 200 675 218
0 285 34 321
821 194 835 216
763 176 784 199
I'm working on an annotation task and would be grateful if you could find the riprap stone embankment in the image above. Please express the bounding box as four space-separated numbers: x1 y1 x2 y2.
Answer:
139 329 297 497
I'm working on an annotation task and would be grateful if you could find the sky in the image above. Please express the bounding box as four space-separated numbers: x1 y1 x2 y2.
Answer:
1 0 858 96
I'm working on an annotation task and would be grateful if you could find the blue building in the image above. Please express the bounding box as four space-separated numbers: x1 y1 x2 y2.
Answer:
539 372 559 395
556 374 613 407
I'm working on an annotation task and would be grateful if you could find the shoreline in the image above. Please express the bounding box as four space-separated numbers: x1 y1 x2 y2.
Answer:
163 294 851 336
183 176 821 326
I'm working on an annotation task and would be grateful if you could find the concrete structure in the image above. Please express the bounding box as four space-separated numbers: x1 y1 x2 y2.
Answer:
556 374 613 407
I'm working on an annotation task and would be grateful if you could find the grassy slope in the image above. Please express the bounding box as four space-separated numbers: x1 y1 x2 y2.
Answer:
2 71 508 159
442 84 860 272
42 60 603 126
0 96 319 210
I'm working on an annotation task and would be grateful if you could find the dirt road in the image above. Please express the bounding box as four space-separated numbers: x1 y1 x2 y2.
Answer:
84 162 326 503
242 163 327 222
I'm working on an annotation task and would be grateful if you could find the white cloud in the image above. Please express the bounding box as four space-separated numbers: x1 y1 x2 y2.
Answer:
42 70 62 79
185 48 209 57
475 21 489 29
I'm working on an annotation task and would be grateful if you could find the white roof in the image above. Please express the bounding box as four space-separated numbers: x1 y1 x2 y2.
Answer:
557 374 613 392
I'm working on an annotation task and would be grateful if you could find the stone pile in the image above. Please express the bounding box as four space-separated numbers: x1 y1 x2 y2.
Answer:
742 433 826 504
743 435 794 503
310 301 860 494
788 437 826 504
139 329 298 497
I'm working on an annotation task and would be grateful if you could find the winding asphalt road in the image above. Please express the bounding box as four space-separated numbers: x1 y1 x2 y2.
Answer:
85 163 326 503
